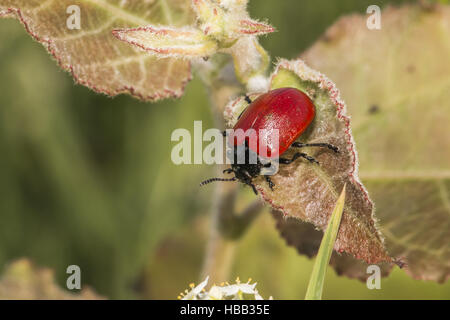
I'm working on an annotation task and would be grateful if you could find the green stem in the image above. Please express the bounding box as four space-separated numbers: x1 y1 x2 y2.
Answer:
197 35 270 284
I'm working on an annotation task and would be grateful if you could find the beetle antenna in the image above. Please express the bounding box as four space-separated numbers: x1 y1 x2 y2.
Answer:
200 177 237 186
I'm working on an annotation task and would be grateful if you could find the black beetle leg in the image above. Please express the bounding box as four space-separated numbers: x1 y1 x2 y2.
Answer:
265 176 275 190
248 182 258 195
241 170 258 195
291 142 339 153
280 152 319 165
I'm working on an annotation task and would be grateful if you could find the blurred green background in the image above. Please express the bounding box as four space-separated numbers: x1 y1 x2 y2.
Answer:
0 0 449 299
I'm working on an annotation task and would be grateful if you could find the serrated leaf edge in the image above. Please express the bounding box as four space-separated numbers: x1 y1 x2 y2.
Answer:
112 25 218 58
0 7 192 102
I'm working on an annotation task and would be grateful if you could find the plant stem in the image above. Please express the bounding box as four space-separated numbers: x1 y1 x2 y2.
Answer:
201 179 265 284
197 57 242 284
196 37 271 283
201 177 238 284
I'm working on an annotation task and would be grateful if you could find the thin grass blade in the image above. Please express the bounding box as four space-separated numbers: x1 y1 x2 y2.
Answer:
305 184 346 300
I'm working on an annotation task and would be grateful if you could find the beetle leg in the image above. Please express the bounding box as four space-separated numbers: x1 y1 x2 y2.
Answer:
280 152 319 165
240 170 258 194
222 130 227 137
248 182 258 195
265 176 275 190
223 168 233 174
291 142 339 153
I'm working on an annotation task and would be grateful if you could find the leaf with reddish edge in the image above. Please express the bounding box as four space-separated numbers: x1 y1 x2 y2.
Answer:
224 59 392 265
112 26 218 58
237 19 275 36
301 4 450 283
0 0 194 101
272 210 393 281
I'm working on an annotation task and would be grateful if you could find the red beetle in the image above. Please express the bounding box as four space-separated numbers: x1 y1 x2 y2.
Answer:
201 87 339 194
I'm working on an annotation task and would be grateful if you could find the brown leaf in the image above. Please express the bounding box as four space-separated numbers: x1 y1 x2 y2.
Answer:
0 0 195 101
0 259 103 299
225 59 392 265
301 4 450 282
272 210 393 281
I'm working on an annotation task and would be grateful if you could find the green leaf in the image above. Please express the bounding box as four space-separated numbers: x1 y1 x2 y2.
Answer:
302 3 450 282
0 0 195 101
305 185 346 300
